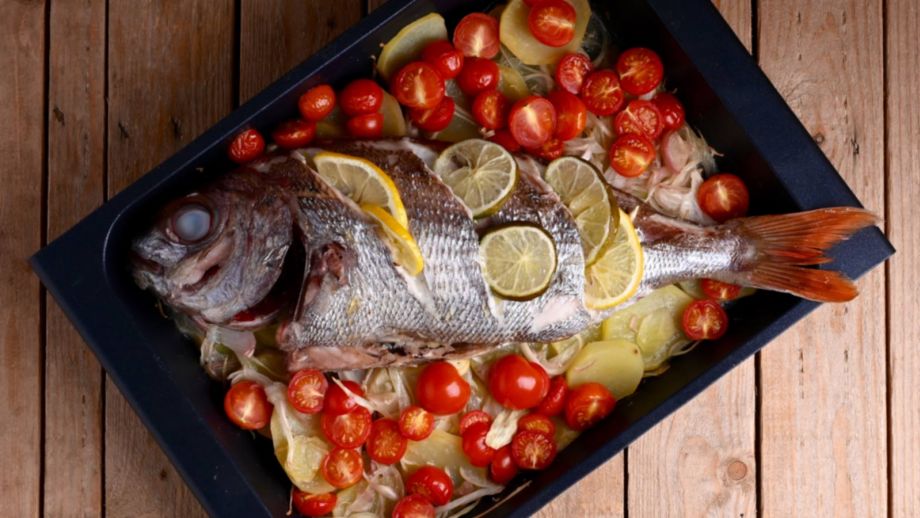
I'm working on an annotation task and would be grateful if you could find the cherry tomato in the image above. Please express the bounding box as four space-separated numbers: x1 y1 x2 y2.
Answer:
508 96 557 149
396 406 432 442
299 84 336 122
580 70 624 116
392 494 435 518
696 173 749 222
472 89 509 130
461 421 496 467
511 429 557 470
320 447 363 489
547 90 587 141
228 128 265 164
517 413 556 436
339 78 384 116
564 382 616 431
346 112 384 138
609 133 655 178
416 362 471 415
488 354 550 410
224 380 272 430
489 445 519 485
614 99 664 140
421 40 464 80
287 369 328 414
527 137 564 161
323 379 365 416
409 96 455 132
456 57 500 97
321 406 372 449
459 410 493 436
452 13 500 59
391 61 446 110
555 53 593 95
701 279 742 301
616 47 664 96
536 375 568 417
292 490 337 517
366 418 408 464
524 0 550 5
653 92 685 131
681 299 729 340
489 129 522 152
272 119 316 149
405 466 454 506
528 0 577 47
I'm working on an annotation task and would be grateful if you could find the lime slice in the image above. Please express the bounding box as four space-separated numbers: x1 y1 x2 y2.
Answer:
312 151 409 228
480 225 557 300
361 204 424 275
376 12 448 81
585 209 644 310
434 139 517 217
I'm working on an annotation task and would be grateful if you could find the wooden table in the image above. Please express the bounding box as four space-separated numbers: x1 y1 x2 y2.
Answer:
1 0 915 516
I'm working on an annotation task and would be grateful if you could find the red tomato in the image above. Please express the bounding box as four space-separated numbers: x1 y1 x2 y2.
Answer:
580 70 624 116
517 413 556 436
555 53 593 95
459 410 493 436
399 405 435 441
609 133 655 178
409 96 455 132
696 173 749 222
528 0 577 47
416 362 471 415
224 380 272 430
366 418 408 465
524 0 550 4
510 430 557 470
452 13 500 58
653 92 685 131
323 379 365 416
564 382 616 431
461 421 496 467
547 90 587 140
321 406 372 449
473 89 510 130
339 78 383 116
614 99 664 140
392 494 435 518
292 490 337 517
421 40 464 80
681 299 729 340
488 354 550 410
405 466 454 506
489 129 522 152
391 61 446 110
616 47 664 96
527 137 564 161
321 447 364 489
272 119 316 149
701 279 742 301
228 128 265 164
346 112 384 138
298 84 336 122
287 369 328 414
508 96 557 149
536 375 568 417
456 57 500 96
489 445 519 485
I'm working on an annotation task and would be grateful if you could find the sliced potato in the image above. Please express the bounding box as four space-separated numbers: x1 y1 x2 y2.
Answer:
498 65 529 101
402 429 485 483
500 0 591 65
316 105 346 138
380 91 407 137
377 12 448 80
566 339 644 399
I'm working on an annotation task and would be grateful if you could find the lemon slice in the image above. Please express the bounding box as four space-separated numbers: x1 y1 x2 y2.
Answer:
361 204 424 275
434 139 517 217
585 209 643 310
480 225 557 300
313 151 409 228
544 157 619 265
376 13 448 81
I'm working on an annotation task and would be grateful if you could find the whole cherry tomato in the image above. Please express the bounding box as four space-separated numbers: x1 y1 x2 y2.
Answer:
488 354 550 410
272 119 316 149
616 47 664 96
287 369 328 414
508 96 557 149
580 70 624 116
510 429 557 470
536 375 568 417
609 133 655 177
456 57 500 97
489 445 518 485
321 406 372 449
421 40 464 80
321 447 363 489
472 89 509 130
528 0 577 47
392 494 435 518
391 61 446 110
399 405 435 441
228 128 265 164
461 421 496 467
292 490 336 517
323 379 365 416
366 418 408 464
224 380 272 430
299 84 336 121
653 92 686 131
681 299 729 340
614 99 664 140
416 362 470 415
406 465 454 506
489 129 522 152
409 96 455 132
701 279 742 301
696 173 749 222
517 413 556 436
339 78 384 116
564 382 616 431
555 53 593 95
346 112 384 138
547 90 587 141
453 13 500 58
459 410 493 436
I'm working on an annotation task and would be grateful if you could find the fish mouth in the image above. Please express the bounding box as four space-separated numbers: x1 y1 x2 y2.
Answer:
227 240 306 330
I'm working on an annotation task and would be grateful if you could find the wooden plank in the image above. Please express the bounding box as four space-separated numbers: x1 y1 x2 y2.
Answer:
885 0 920 515
43 0 106 516
368 0 387 13
0 2 45 517
105 1 234 516
756 1 887 516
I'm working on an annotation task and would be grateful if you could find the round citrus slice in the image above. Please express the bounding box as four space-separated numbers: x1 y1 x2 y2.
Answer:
312 151 409 228
480 224 557 300
361 204 424 275
376 12 448 81
434 139 517 217
585 209 643 310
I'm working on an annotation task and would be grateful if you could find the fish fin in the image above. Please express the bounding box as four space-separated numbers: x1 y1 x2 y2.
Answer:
733 207 877 302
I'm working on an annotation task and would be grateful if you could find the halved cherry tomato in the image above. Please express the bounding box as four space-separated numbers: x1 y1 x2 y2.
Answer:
452 13 500 59
511 429 557 470
489 129 522 152
489 445 519 485
416 361 470 415
406 466 454 506
391 61 446 110
292 490 337 517
272 119 316 149
421 40 464 80
614 99 663 140
461 421 496 467
528 0 577 47
528 137 564 161
320 447 363 489
681 299 729 340
508 96 557 149
366 418 408 465
701 279 742 301
517 413 556 436
536 375 568 417
459 410 493 436
224 380 272 430
653 92 685 131
399 405 435 441
409 96 455 132
555 53 593 95
696 173 749 222
473 89 509 130
346 112 384 138
339 78 384 116
228 128 265 164
392 494 435 518
287 369 328 414
580 70 624 116
456 57 500 97
489 354 550 410
547 90 587 141
609 133 655 178
299 84 336 122
323 379 365 416
564 382 616 431
616 47 664 96
321 406 372 449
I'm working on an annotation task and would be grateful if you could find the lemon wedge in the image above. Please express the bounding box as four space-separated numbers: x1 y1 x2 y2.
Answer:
585 209 643 310
361 204 424 275
376 13 448 81
313 151 409 228
434 139 517 217
480 225 557 300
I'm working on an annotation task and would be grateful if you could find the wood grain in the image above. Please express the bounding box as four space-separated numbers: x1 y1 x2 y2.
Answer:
43 0 106 516
757 1 888 516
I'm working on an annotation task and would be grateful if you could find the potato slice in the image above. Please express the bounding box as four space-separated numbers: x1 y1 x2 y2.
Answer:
376 12 448 81
402 429 486 484
500 0 591 65
566 339 644 399
380 91 407 137
498 65 529 101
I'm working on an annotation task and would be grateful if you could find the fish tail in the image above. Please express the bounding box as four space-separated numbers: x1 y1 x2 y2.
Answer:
731 207 877 302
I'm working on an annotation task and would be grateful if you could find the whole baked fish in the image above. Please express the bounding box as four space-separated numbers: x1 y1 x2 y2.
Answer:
131 138 874 370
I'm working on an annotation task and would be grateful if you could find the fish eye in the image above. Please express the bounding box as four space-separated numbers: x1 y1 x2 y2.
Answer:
170 202 213 243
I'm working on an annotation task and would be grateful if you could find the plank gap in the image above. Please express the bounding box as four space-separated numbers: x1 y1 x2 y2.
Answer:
101 2 112 517
881 1 893 517
233 0 242 107
38 0 52 515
